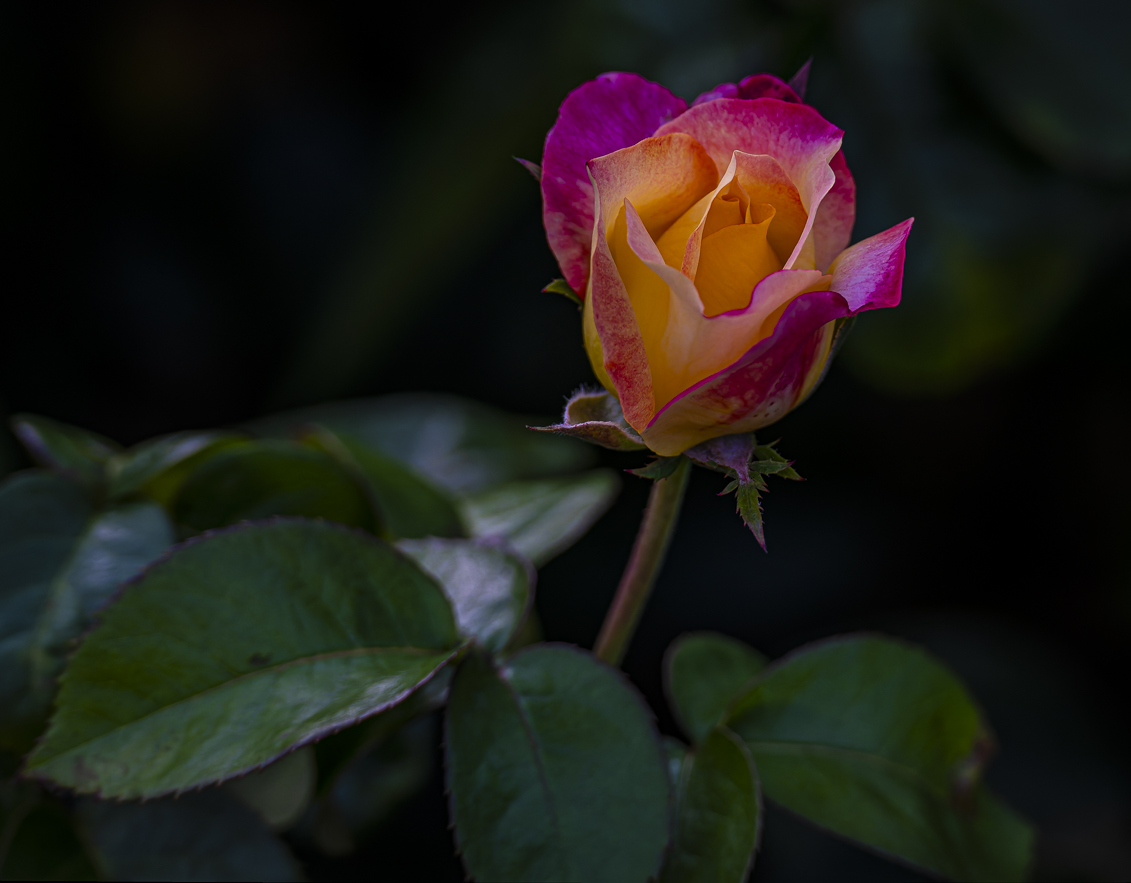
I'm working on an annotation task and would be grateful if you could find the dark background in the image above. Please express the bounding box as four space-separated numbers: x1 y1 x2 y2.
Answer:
4 1 1130 880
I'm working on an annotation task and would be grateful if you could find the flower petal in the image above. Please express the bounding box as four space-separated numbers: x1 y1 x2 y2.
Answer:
828 218 914 311
586 134 719 428
692 73 802 107
640 289 851 455
655 99 843 271
813 149 856 272
541 73 688 294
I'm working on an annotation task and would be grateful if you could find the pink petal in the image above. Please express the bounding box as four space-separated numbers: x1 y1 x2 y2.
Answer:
692 73 802 107
655 99 843 271
828 218 915 312
811 149 856 273
640 290 851 455
541 73 687 295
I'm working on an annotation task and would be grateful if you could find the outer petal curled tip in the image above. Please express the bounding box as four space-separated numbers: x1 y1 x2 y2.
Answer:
515 157 542 181
529 389 648 452
541 73 687 295
641 289 852 456
828 217 914 312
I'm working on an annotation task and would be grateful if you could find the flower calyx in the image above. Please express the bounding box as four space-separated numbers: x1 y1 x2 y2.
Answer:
530 388 648 452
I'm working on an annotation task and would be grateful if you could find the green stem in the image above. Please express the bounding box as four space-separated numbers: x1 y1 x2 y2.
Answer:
594 456 691 666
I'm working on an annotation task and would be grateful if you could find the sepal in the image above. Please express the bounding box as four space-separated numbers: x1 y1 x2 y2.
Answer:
530 389 648 451
685 434 800 550
629 457 682 480
542 277 582 307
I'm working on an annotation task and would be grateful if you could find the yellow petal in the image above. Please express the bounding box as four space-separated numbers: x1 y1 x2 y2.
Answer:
694 206 782 316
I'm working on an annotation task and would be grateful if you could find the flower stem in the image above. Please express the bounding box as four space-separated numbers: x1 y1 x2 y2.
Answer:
594 456 691 666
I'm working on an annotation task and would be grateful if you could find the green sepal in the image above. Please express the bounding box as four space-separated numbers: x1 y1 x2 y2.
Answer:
543 277 582 307
754 441 802 481
735 482 765 550
629 456 683 481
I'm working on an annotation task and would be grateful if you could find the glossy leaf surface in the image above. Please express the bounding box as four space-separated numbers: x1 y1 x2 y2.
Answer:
0 472 173 746
459 471 618 566
666 632 768 744
9 414 119 489
398 537 531 654
173 440 374 532
311 427 464 539
26 520 461 798
660 727 761 883
252 393 592 494
79 790 301 882
446 646 669 883
726 635 1034 881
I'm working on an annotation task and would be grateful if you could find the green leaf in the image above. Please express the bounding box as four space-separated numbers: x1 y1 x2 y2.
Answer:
251 394 593 495
107 431 245 502
398 537 531 654
172 440 375 533
78 790 301 881
666 632 768 745
306 426 465 539
446 646 670 883
660 727 762 883
223 747 316 831
726 635 1034 881
629 456 683 480
0 472 174 749
26 520 462 798
9 414 119 490
459 470 618 567
543 278 582 307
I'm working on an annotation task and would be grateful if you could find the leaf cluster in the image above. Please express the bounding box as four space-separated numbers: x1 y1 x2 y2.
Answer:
0 400 1032 881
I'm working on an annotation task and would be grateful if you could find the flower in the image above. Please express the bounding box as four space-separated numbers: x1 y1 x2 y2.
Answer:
537 71 912 456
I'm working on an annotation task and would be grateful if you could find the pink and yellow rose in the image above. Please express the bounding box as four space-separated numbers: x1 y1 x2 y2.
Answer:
538 71 912 456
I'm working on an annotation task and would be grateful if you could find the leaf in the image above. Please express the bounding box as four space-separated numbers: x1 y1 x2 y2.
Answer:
107 431 246 502
172 440 375 533
26 519 463 798
9 414 119 491
0 471 174 748
629 456 682 480
446 646 670 883
251 393 593 495
398 537 531 654
223 747 316 831
666 632 768 744
726 635 1034 881
542 277 581 306
78 789 301 882
660 727 762 883
305 426 465 539
459 470 618 567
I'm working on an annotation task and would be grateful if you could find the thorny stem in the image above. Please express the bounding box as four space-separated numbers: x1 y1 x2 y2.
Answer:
594 456 691 666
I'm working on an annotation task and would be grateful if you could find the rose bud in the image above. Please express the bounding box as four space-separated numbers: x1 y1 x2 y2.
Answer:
533 72 913 456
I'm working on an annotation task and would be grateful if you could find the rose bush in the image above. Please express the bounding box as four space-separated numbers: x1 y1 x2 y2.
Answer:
538 72 913 455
